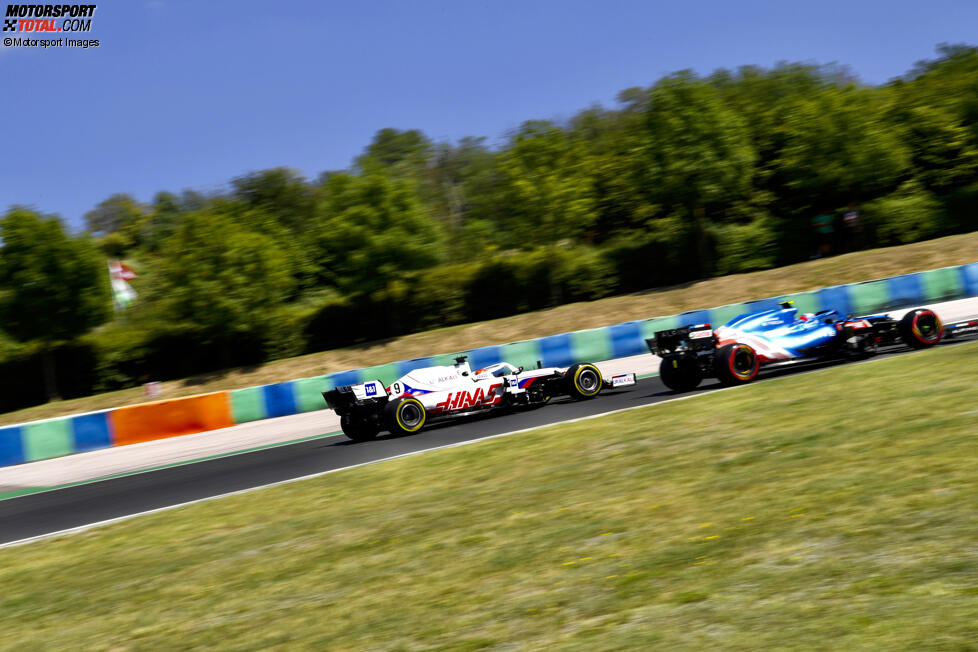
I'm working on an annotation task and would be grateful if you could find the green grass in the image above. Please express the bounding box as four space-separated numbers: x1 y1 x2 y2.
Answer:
2 343 978 649
4 230 978 426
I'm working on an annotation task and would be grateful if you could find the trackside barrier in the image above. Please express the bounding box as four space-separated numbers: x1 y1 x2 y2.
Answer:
1 262 976 467
111 392 234 446
0 410 113 467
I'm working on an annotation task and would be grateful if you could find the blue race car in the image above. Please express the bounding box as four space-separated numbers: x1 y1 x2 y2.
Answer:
647 302 952 392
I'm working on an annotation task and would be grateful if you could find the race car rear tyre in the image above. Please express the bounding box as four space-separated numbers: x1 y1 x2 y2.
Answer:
659 356 702 392
383 396 427 436
340 415 380 442
714 344 759 386
898 308 943 349
566 363 603 400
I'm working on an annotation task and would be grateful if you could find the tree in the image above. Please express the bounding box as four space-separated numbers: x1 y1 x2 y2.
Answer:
643 72 757 274
427 137 497 253
775 86 910 210
496 121 599 247
83 193 146 255
231 168 314 232
0 208 111 399
142 191 184 253
309 173 446 295
156 211 294 343
356 128 432 174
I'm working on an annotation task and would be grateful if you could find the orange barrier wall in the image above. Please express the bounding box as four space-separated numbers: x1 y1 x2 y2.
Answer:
110 391 234 446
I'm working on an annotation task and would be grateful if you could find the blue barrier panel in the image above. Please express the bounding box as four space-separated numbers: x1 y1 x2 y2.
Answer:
71 412 114 453
745 297 783 315
466 345 503 371
885 274 924 308
961 262 978 297
677 309 711 327
609 321 645 358
397 357 433 377
263 382 298 418
0 426 25 467
539 333 575 367
329 369 362 388
816 285 853 315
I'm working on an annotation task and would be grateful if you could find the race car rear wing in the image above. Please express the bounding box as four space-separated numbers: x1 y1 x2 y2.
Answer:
323 379 387 413
646 323 717 356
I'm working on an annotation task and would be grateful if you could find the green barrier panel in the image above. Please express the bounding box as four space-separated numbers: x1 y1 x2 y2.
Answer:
779 291 820 315
639 315 680 342
848 280 891 315
920 267 964 302
499 339 543 370
430 353 460 368
293 376 333 413
23 419 73 462
570 328 615 363
358 362 401 387
709 302 750 326
230 387 266 424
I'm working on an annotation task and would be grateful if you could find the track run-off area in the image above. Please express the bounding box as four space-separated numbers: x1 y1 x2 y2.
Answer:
2 297 977 547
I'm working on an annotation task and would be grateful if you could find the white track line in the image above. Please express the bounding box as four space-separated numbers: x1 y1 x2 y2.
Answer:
3 345 959 550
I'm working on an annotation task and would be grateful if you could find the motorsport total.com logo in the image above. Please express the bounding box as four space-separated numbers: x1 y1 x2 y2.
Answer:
4 4 95 32
3 4 98 48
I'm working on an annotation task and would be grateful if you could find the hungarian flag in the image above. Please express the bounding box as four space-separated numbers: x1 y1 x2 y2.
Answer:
108 260 138 311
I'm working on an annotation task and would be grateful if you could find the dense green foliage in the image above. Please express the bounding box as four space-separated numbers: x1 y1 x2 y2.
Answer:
2 46 978 410
0 209 111 400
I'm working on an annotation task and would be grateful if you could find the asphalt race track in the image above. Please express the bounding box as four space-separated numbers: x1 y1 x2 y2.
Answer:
0 339 973 546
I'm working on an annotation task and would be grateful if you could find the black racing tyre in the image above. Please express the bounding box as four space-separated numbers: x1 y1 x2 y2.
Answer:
898 308 943 349
340 415 380 442
659 356 702 392
566 363 603 400
714 343 759 386
383 396 427 436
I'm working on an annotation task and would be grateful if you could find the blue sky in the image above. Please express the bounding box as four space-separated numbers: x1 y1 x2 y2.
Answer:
2 0 976 230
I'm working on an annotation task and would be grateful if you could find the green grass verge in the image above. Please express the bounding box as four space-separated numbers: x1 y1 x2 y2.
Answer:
2 343 978 649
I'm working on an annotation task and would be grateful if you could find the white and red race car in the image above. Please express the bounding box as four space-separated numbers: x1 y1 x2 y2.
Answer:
323 356 636 441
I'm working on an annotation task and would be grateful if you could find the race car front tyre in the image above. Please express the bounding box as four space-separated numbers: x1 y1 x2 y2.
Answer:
340 415 380 442
898 308 943 349
714 344 759 386
383 396 427 436
566 363 603 400
659 356 702 392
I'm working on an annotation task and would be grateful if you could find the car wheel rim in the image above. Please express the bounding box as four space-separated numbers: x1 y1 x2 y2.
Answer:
734 351 753 372
579 369 599 392
914 313 941 341
400 403 422 428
